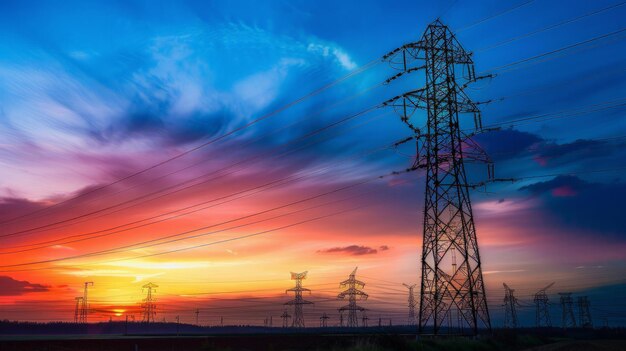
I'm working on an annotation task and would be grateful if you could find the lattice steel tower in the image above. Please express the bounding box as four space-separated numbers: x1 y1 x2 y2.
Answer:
337 267 368 327
559 292 576 329
281 309 291 328
404 283 417 325
77 282 93 323
73 296 83 323
383 19 493 335
577 296 593 328
503 283 519 328
285 271 313 328
534 282 554 327
320 312 329 327
142 282 158 323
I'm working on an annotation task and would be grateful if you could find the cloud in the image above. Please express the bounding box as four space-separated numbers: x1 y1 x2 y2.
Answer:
317 245 385 256
519 176 626 237
0 276 50 296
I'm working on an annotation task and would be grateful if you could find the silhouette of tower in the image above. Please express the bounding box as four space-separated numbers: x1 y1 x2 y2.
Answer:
403 283 417 325
320 312 329 327
559 292 576 329
577 296 593 328
503 283 519 328
362 312 369 327
337 267 368 327
73 297 83 323
285 271 312 328
281 309 291 328
142 282 158 323
195 309 200 325
534 282 554 327
79 282 93 323
382 19 493 335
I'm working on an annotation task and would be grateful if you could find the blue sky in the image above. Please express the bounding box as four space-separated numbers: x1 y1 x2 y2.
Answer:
0 0 625 327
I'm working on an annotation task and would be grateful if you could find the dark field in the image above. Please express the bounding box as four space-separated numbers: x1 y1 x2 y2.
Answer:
1 323 625 351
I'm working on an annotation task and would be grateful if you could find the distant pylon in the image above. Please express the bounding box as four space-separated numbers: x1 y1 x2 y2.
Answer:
79 282 93 323
284 271 313 327
534 282 554 327
559 292 576 329
195 309 200 325
503 283 519 328
337 267 368 327
320 312 329 327
382 19 493 336
577 296 593 328
403 283 417 325
281 309 291 328
73 297 83 323
142 282 158 323
362 312 369 327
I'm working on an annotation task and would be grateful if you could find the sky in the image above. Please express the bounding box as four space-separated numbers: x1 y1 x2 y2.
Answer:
0 0 625 328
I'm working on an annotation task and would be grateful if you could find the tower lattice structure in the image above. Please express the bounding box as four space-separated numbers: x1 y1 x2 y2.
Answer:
382 19 493 335
403 283 417 325
559 292 576 329
337 267 368 327
503 283 519 328
281 309 291 328
73 297 83 323
577 296 593 328
78 282 93 324
285 271 313 328
320 312 329 327
534 282 554 327
142 282 158 323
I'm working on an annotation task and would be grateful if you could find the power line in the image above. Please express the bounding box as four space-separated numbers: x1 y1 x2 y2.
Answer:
485 27 626 73
0 104 384 240
0 59 381 226
455 0 536 33
475 1 626 52
0 167 416 271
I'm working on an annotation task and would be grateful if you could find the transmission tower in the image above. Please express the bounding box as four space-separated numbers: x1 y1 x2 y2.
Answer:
285 271 313 328
403 283 417 325
382 19 493 335
78 282 93 323
503 283 520 328
534 282 554 327
281 309 291 328
337 267 368 327
142 282 158 323
577 296 593 328
320 312 329 327
559 292 576 329
195 309 200 325
362 312 369 327
73 297 83 323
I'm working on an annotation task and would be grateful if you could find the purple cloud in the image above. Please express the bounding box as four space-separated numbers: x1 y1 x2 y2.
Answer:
317 245 384 256
0 276 50 296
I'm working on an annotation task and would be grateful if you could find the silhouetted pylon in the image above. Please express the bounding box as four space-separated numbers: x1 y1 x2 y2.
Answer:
320 312 329 327
142 282 158 323
534 282 554 327
403 283 417 325
559 292 576 329
281 309 291 328
382 19 493 335
503 283 519 328
577 296 593 329
73 296 83 323
337 267 368 327
79 282 93 323
285 271 313 328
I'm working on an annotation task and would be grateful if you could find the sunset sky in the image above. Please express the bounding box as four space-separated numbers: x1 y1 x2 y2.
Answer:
0 0 625 327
